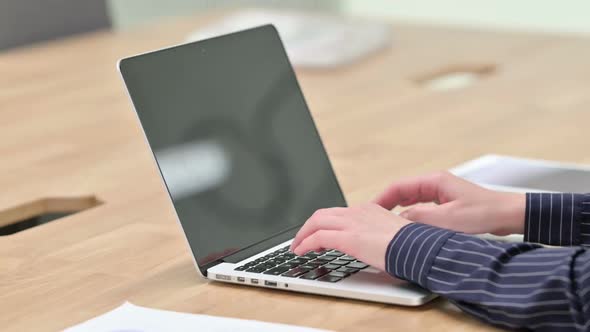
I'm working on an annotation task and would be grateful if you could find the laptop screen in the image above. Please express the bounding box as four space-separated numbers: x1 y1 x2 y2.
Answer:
119 25 346 271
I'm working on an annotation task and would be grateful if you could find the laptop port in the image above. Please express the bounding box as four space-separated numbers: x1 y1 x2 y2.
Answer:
251 279 259 285
215 274 231 281
264 280 278 287
237 277 245 282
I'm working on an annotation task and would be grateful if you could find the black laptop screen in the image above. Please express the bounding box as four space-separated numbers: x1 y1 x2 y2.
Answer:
119 25 346 270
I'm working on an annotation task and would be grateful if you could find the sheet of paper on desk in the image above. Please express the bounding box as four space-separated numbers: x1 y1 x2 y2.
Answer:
65 302 331 332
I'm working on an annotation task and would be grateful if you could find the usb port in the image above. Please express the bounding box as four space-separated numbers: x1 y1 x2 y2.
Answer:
264 280 278 287
251 279 259 285
237 277 245 282
216 274 231 281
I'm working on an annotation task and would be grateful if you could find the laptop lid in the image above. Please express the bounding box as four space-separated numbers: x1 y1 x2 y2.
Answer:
118 25 346 276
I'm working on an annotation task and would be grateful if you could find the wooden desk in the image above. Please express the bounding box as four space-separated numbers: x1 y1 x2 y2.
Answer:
1 11 589 331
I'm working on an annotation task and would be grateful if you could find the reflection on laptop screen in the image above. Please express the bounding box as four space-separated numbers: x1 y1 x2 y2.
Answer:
119 25 346 267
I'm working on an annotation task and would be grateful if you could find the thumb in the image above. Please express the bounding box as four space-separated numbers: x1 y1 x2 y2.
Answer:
400 204 451 225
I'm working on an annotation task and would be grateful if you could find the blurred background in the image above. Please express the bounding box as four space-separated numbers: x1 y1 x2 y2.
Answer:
2 0 590 212
109 0 590 34
2 0 590 51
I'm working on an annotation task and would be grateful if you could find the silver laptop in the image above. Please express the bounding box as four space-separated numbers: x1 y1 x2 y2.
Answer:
118 25 434 306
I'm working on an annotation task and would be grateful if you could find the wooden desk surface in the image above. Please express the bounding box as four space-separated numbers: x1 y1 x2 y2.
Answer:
1 11 589 331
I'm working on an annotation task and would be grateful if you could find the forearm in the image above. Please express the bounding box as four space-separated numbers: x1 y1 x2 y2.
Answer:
525 193 590 246
387 223 590 331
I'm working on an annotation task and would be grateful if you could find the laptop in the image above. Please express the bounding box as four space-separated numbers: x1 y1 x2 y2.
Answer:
118 25 434 306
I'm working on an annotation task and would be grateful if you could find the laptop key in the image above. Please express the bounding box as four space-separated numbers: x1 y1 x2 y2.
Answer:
257 263 276 270
234 266 247 271
316 256 336 262
323 263 340 270
330 260 349 266
317 275 342 283
307 260 325 267
263 266 291 275
347 262 368 269
282 267 311 278
302 254 319 260
289 258 309 265
325 251 344 257
300 267 331 280
298 264 316 270
302 252 320 258
246 266 268 273
339 255 356 261
336 267 360 274
328 271 349 278
279 262 301 269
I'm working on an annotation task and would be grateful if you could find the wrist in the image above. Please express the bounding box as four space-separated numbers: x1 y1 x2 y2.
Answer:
492 192 526 235
385 223 455 286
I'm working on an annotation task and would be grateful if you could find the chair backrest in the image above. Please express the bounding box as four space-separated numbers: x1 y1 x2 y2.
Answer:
0 0 110 50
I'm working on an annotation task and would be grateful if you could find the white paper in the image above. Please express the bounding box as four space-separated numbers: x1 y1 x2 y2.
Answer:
65 302 331 332
451 154 590 193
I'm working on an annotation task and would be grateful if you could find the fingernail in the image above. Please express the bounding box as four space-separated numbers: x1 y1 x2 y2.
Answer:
400 211 408 218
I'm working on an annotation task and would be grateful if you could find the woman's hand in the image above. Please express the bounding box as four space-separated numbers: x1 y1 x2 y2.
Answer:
290 203 411 271
373 171 525 236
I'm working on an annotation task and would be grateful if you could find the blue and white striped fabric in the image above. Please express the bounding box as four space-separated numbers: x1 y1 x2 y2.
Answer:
386 193 590 331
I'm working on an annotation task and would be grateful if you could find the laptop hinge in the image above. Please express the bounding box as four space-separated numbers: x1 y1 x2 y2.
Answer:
201 259 224 276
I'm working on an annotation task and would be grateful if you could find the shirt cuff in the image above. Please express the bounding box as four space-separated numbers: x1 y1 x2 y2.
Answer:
385 223 455 288
524 193 588 246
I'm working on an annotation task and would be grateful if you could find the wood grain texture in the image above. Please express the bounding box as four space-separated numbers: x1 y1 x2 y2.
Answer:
1 10 589 332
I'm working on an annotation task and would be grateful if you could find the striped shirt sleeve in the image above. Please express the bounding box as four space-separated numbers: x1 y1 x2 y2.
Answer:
524 193 590 247
386 223 590 331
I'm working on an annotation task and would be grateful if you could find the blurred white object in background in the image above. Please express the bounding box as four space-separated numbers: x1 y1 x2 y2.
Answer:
186 9 392 68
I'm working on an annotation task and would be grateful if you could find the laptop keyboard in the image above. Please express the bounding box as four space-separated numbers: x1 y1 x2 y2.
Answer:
234 246 368 283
